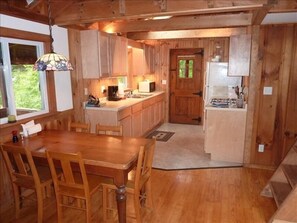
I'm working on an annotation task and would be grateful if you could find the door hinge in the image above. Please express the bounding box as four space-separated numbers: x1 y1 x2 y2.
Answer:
192 117 202 123
192 91 203 97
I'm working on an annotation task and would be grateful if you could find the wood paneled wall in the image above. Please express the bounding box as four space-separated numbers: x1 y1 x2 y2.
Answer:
249 24 297 166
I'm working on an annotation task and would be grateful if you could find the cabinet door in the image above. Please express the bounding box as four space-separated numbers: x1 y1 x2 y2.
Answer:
132 110 142 137
80 30 100 78
141 106 151 135
110 36 128 76
99 32 110 77
131 48 144 76
144 45 155 74
119 115 131 137
228 34 251 76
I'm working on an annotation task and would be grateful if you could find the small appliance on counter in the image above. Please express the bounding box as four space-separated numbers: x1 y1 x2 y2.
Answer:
107 85 121 101
138 81 155 93
86 94 100 107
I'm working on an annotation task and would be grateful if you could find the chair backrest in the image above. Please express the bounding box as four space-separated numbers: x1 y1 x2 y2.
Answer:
69 122 90 133
95 124 123 136
134 139 156 192
46 150 90 197
1 144 41 188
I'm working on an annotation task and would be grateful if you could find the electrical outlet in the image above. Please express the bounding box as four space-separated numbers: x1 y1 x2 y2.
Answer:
258 144 265 152
84 88 88 96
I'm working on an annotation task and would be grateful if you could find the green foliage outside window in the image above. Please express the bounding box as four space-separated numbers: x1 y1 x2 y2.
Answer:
178 59 194 78
12 64 42 110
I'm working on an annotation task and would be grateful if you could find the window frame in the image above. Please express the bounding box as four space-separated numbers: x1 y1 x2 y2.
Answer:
0 27 57 125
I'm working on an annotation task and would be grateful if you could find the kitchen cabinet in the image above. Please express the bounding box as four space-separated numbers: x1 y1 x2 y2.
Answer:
130 47 144 76
228 34 251 76
142 97 155 135
144 44 155 74
131 103 142 137
204 107 247 163
118 107 132 137
109 35 128 76
85 92 165 137
80 30 110 78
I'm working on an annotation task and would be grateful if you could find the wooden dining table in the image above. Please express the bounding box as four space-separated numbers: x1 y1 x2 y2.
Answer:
5 130 153 223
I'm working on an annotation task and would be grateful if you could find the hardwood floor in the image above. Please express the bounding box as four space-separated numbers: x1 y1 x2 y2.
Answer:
1 168 276 223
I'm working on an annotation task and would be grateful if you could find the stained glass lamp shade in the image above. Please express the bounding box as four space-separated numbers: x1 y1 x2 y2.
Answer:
34 52 73 71
33 0 73 71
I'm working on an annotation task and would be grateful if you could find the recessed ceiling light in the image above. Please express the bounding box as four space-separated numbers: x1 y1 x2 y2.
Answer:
145 16 173 21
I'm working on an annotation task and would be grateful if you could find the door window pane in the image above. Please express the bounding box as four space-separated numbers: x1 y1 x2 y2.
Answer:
178 56 194 79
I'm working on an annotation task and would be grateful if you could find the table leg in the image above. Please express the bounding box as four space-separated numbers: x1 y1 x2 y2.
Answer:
116 185 127 223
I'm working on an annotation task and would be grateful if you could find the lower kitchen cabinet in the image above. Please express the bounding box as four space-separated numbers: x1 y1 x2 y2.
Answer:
118 107 132 137
204 107 247 163
85 93 165 137
131 103 142 137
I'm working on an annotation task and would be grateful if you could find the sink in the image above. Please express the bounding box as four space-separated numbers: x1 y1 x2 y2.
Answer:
128 93 153 99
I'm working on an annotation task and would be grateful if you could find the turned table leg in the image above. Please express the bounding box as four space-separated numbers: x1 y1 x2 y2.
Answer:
116 185 127 223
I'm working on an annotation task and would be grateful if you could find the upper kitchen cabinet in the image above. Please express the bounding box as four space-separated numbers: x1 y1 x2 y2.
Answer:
80 30 110 78
228 34 251 76
130 47 144 76
109 35 128 76
144 44 155 74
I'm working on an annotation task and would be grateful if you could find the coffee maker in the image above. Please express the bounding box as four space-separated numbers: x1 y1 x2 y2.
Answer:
107 86 121 101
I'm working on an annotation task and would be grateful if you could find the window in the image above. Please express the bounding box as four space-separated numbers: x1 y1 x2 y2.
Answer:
0 37 49 124
178 56 194 78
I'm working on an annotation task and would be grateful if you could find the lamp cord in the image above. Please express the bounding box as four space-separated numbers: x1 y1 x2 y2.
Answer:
47 0 54 52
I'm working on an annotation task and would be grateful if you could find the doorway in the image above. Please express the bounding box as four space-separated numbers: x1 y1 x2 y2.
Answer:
169 49 204 125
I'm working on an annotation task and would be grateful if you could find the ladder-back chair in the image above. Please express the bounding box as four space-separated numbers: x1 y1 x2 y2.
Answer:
101 139 156 222
46 150 102 223
95 124 123 136
1 144 53 223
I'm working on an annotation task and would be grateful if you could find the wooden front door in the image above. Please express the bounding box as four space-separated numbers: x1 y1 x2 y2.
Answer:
169 49 203 125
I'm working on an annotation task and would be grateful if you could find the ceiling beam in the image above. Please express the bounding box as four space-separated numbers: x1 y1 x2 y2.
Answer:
0 1 49 24
54 0 266 26
251 0 277 25
127 27 248 40
99 13 253 33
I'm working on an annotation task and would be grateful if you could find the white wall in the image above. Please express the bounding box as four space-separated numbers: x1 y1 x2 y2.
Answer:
0 14 73 111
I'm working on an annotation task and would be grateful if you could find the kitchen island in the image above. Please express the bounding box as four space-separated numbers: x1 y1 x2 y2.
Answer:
85 91 165 136
204 105 247 163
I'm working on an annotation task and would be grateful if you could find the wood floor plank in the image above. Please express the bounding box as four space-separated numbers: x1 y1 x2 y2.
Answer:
1 167 276 223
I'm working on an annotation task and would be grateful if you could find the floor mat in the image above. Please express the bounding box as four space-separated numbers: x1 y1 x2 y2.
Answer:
146 131 175 142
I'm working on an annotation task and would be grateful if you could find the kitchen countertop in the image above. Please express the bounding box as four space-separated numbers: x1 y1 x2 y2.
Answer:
84 91 165 112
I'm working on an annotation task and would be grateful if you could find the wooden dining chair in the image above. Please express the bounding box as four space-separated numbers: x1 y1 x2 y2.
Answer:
69 122 90 133
95 124 123 136
101 139 156 222
0 144 53 223
46 150 102 223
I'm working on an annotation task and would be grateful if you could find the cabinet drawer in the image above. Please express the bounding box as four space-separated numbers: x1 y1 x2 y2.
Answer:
142 98 155 108
132 103 142 113
155 94 164 102
118 107 131 120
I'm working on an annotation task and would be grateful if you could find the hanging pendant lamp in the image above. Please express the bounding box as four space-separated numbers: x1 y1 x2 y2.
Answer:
34 0 73 71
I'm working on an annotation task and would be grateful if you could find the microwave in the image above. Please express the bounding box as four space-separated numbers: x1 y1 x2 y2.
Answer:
138 81 155 93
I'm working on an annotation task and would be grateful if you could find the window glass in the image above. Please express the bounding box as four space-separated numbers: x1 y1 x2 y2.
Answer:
178 56 194 79
0 37 48 124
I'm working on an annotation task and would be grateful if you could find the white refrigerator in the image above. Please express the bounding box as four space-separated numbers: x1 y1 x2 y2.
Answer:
204 62 242 105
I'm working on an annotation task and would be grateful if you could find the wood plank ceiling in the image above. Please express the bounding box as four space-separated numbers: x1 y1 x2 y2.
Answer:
0 0 296 39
